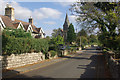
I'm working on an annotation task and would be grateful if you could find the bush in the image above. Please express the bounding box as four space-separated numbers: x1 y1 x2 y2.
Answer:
2 30 49 55
3 28 32 38
49 50 57 57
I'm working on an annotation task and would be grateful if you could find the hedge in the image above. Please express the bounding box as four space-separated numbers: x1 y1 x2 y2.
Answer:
2 36 49 55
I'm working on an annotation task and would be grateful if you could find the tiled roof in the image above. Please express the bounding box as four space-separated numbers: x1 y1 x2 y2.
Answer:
23 24 29 31
0 15 43 34
13 19 38 33
0 15 15 29
36 28 41 33
13 23 19 28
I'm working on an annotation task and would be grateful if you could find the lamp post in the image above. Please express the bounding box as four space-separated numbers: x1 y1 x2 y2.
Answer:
79 36 82 50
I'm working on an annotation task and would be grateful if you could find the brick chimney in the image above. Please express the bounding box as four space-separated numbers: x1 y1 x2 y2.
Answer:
5 3 15 21
29 16 33 25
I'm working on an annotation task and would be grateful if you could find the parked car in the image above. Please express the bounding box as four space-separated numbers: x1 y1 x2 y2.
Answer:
60 46 66 50
66 46 71 50
96 46 102 50
58 44 65 50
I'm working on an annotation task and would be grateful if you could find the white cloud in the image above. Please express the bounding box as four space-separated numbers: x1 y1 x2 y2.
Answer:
7 0 77 2
0 1 62 20
69 15 77 23
43 21 56 25
33 7 62 20
11 1 32 20
44 29 53 36
0 0 6 15
58 2 74 6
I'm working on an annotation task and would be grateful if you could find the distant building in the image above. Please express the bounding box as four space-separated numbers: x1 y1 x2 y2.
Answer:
0 4 45 38
63 13 70 42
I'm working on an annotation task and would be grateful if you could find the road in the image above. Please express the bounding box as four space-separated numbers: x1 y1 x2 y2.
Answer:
12 47 110 78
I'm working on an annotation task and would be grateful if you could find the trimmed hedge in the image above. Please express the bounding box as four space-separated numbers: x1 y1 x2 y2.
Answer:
2 35 49 55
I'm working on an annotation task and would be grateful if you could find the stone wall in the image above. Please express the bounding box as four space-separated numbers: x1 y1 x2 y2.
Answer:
1 52 45 69
104 52 120 79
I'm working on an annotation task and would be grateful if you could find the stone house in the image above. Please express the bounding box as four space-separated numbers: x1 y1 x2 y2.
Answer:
0 4 45 38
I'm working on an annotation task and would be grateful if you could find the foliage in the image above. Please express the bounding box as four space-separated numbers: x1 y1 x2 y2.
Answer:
51 28 63 38
3 28 32 38
2 29 49 55
49 35 64 51
70 2 120 55
77 29 87 37
76 29 98 48
70 2 120 35
76 36 88 48
49 50 57 57
67 23 76 43
88 34 98 44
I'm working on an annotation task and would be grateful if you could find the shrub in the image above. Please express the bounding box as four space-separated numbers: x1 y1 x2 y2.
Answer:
2 30 49 55
49 50 57 57
3 28 32 38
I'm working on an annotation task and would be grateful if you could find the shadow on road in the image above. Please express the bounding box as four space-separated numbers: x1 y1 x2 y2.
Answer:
62 56 90 60
78 55 98 78
3 69 55 79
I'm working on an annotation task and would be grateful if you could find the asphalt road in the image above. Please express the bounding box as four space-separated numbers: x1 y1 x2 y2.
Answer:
13 47 107 79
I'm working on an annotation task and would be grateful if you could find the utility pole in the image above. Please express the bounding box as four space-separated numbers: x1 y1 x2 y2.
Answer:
80 36 81 48
79 36 82 50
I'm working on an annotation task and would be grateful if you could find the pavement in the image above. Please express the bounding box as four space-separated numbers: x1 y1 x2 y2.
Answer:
2 47 111 79
2 51 82 78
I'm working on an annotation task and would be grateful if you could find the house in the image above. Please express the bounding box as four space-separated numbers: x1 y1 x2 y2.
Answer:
0 4 45 38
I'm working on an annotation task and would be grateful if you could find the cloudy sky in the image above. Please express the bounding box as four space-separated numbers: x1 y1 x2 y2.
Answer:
0 0 78 36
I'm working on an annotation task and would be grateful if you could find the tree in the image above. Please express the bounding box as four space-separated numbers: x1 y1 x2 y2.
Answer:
70 2 120 51
70 2 120 36
76 36 88 48
49 35 64 51
76 29 88 47
88 34 98 44
77 29 87 37
51 28 63 38
67 23 76 44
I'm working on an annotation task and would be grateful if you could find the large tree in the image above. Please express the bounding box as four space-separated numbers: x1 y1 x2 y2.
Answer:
70 2 120 50
67 23 76 44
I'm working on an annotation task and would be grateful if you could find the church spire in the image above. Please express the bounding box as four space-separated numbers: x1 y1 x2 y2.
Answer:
63 13 70 42
64 13 70 26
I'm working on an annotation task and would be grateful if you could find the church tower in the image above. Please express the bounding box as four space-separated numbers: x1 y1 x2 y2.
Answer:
5 3 15 21
63 13 70 42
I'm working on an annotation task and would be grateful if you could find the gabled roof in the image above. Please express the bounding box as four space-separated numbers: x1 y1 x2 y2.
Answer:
23 24 29 31
0 15 45 35
13 19 38 33
13 23 19 28
36 27 45 34
0 15 15 29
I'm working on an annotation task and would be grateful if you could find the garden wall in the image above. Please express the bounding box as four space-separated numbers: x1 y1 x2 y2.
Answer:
1 52 45 69
104 52 120 79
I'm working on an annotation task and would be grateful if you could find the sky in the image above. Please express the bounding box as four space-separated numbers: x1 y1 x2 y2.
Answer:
0 0 78 36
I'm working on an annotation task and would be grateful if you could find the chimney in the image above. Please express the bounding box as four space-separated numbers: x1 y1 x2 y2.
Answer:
5 3 15 21
29 16 33 25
